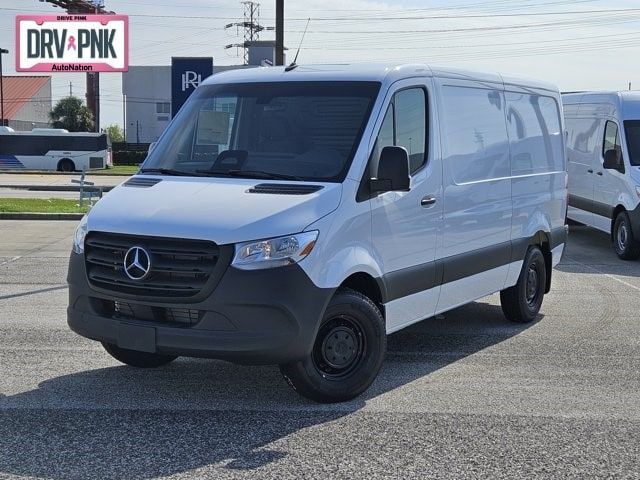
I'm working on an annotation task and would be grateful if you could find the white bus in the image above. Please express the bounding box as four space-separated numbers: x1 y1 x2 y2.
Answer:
0 127 112 172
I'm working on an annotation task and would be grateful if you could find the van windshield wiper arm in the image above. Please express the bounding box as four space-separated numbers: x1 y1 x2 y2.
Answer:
226 169 302 181
139 168 199 177
194 169 302 181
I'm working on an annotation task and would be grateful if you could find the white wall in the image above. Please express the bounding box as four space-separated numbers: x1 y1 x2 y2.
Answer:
122 66 172 143
122 64 256 143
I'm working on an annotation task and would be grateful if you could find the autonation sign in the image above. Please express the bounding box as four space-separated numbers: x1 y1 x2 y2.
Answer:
16 15 128 72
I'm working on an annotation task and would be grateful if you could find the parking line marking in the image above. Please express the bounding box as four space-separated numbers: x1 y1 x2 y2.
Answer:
565 258 640 292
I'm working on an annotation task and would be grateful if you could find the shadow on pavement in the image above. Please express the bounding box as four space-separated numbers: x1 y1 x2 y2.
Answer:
557 225 640 277
0 301 537 479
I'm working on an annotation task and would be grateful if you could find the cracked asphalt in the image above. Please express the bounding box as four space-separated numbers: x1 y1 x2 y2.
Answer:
1 221 639 479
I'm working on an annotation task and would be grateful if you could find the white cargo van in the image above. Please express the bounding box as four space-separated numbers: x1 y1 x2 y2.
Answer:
563 91 640 259
68 64 567 402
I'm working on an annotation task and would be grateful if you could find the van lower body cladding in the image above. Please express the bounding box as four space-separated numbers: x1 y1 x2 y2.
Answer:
67 252 334 365
383 226 568 332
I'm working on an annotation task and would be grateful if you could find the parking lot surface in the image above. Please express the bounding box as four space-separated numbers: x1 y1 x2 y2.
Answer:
1 221 639 479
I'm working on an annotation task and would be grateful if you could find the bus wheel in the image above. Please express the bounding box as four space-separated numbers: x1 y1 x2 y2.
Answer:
58 159 75 172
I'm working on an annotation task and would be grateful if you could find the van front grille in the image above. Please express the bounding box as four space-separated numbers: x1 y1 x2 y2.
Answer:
85 232 221 299
113 300 203 326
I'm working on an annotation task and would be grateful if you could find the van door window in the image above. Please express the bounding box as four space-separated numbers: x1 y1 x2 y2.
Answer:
371 87 427 176
623 120 640 166
395 89 427 173
370 104 394 176
603 120 622 158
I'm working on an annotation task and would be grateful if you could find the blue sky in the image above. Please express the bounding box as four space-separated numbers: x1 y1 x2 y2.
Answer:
1 0 639 128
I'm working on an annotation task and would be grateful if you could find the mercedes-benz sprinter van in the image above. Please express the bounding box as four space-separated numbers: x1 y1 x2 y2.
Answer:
68 64 567 403
564 91 640 259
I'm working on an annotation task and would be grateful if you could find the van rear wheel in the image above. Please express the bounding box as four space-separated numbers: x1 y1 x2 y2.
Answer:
500 246 546 323
613 211 640 260
102 342 177 368
279 288 386 403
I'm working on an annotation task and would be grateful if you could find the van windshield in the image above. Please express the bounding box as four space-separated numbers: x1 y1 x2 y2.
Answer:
142 81 381 182
624 120 640 166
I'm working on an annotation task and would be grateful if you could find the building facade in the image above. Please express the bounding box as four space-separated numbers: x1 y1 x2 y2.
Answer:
2 75 52 130
122 64 255 143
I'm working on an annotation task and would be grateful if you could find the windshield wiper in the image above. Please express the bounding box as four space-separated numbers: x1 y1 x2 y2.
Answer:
226 169 302 181
139 168 198 177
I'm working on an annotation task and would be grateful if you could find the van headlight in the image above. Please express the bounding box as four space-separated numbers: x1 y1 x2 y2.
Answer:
232 231 318 270
72 215 88 254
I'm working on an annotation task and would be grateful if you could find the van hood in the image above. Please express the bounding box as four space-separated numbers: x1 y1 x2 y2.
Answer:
86 176 342 245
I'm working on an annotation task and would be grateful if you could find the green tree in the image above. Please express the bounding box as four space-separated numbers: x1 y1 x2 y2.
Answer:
49 96 94 132
105 124 124 142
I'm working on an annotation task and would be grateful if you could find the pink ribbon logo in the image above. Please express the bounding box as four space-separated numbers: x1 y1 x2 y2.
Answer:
67 35 77 51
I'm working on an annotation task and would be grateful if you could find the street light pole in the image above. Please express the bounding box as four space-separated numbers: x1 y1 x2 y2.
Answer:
0 48 8 127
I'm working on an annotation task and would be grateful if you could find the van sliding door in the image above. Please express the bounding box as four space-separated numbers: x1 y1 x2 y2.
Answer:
435 78 512 313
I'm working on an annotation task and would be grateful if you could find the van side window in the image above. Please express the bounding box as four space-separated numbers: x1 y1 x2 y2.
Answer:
441 86 510 183
505 93 564 174
371 88 427 176
603 121 621 157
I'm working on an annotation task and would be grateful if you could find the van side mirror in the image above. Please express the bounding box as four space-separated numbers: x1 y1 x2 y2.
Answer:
370 146 411 193
603 149 624 173
148 142 157 154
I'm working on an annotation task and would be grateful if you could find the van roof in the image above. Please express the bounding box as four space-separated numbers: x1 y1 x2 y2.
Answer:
201 63 559 93
562 91 640 102
562 91 640 120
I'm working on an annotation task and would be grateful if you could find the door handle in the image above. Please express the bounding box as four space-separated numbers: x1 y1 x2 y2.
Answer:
587 169 594 173
596 171 603 176
421 195 437 207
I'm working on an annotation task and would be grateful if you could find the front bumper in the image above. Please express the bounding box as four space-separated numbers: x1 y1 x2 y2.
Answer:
67 252 333 365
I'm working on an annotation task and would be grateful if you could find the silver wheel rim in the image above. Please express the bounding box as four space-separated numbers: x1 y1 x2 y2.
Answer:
617 223 628 252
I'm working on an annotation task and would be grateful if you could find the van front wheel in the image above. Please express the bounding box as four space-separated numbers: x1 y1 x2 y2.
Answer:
500 246 546 323
279 288 386 403
613 211 640 260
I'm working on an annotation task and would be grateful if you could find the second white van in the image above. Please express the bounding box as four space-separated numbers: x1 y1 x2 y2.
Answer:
564 91 640 259
68 64 567 403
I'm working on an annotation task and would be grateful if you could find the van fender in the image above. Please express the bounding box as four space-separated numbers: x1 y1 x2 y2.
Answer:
610 192 640 239
300 244 386 295
512 210 567 293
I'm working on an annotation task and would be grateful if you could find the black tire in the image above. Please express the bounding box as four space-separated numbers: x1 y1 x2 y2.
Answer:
58 159 75 172
500 246 546 323
102 342 177 368
613 211 640 260
279 288 386 403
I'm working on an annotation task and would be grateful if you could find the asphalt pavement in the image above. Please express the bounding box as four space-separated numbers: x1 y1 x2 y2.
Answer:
1 221 639 479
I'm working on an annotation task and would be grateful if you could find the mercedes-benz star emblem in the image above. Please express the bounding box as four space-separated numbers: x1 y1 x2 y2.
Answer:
123 246 151 281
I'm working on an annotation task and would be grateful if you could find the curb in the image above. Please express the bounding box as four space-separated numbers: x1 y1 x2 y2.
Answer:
0 212 85 220
0 170 135 176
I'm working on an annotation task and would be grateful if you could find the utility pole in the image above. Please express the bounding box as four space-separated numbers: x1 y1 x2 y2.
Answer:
275 0 284 65
225 1 273 65
69 81 73 96
0 48 7 127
